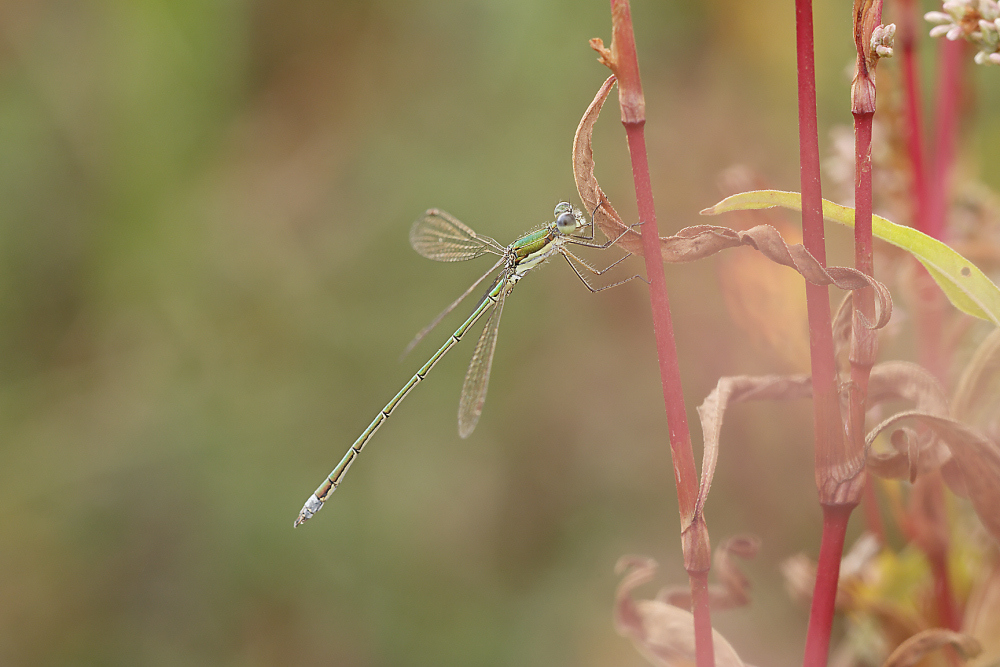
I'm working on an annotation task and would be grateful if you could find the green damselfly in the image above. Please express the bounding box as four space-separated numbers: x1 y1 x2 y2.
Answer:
295 201 640 526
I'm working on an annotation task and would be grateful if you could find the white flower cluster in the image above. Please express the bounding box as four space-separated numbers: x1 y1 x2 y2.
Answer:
871 24 896 59
926 0 1000 65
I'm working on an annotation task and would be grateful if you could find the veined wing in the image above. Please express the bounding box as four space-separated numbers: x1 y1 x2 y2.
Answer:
457 280 509 438
411 209 505 262
402 257 506 358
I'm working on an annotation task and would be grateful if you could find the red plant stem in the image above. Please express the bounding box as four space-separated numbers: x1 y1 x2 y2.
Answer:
622 62 717 667
608 3 712 666
896 0 929 234
803 505 852 667
796 1 853 664
854 114 875 280
914 38 964 384
926 38 964 241
853 108 877 539
794 0 838 436
928 549 960 630
920 34 966 634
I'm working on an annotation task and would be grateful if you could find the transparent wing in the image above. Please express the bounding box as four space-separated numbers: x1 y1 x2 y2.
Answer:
457 282 508 438
411 209 505 262
401 258 506 359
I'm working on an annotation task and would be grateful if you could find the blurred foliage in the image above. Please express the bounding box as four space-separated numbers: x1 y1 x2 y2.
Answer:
1 1 997 666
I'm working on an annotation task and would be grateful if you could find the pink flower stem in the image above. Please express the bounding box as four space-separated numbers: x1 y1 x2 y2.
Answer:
896 0 929 234
926 38 965 241
607 3 711 665
803 505 852 667
795 0 854 664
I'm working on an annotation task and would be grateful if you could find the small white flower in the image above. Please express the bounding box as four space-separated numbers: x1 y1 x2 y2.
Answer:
871 23 896 59
927 0 1000 64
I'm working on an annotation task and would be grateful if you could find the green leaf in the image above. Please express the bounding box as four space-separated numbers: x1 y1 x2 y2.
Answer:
701 190 1000 327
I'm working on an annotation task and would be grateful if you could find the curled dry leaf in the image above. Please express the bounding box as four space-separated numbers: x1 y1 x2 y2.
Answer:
659 535 762 611
867 412 1000 544
865 362 952 481
614 556 747 667
867 361 949 416
572 75 642 254
573 80 893 324
703 189 1000 326
684 223 892 329
882 629 982 667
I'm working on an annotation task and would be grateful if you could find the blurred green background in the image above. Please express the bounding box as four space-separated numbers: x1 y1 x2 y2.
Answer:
2 1 998 666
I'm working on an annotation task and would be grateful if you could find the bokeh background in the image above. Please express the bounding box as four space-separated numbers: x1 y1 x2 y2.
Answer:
2 1 999 666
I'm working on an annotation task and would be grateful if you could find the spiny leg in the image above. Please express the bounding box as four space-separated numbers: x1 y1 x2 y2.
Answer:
559 248 648 293
569 219 644 250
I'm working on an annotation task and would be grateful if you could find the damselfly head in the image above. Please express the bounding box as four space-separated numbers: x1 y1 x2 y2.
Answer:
553 201 584 234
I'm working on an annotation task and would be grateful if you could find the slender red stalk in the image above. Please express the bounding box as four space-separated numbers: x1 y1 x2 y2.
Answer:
850 109 875 487
803 505 853 667
928 550 960 630
606 3 712 665
917 30 965 631
896 0 929 233
793 0 839 448
926 39 965 240
796 1 855 663
854 113 875 280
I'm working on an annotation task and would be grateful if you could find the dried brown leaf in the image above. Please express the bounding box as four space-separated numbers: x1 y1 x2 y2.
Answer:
865 362 952 480
572 75 641 253
867 412 1000 544
614 556 747 667
882 629 982 667
867 361 949 415
572 79 893 328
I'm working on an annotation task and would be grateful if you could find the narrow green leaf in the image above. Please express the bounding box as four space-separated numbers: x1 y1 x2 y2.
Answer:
701 190 1000 326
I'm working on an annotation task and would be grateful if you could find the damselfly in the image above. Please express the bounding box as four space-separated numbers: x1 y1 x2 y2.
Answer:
295 202 641 526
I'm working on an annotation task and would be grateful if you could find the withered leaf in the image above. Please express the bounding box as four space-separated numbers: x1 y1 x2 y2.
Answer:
572 75 641 253
865 362 951 481
572 78 893 328
867 361 949 416
866 412 1000 544
614 556 747 667
882 629 982 667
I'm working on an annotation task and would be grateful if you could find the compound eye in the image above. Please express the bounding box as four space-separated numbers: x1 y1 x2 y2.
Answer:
555 210 576 233
553 201 572 218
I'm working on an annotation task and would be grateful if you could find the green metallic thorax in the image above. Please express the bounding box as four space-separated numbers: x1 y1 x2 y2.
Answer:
511 227 555 260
